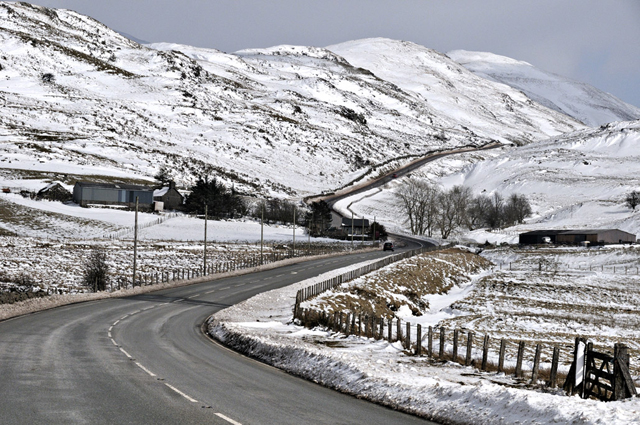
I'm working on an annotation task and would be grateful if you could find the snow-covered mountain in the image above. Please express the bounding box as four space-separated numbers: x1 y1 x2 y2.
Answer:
0 3 588 199
328 38 585 145
447 50 640 127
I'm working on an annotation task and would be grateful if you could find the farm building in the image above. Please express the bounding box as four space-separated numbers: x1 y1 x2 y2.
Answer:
341 218 370 236
153 181 184 210
72 182 154 210
556 229 636 245
518 230 571 245
519 229 636 245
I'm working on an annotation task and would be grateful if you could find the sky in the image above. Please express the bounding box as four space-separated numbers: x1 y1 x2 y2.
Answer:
30 0 640 108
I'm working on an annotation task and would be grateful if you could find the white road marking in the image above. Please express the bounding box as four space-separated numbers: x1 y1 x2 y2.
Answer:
188 294 200 299
119 347 133 358
108 326 113 332
135 362 157 377
165 383 198 403
275 274 283 277
120 314 129 320
215 413 243 425
234 283 244 287
205 289 216 294
220 286 230 290
291 271 298 274
107 331 112 338
113 320 120 326
111 338 118 346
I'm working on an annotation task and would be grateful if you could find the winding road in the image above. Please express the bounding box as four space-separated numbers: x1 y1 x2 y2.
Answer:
0 242 434 424
0 145 498 423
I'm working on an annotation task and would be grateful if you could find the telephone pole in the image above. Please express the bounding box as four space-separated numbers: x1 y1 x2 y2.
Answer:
132 196 139 287
203 204 208 274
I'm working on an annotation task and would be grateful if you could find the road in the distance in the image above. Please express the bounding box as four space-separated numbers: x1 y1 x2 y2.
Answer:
0 242 436 424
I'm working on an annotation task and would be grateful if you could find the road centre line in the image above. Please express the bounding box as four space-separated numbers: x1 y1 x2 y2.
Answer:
164 383 198 403
205 289 216 294
119 347 133 359
215 412 243 425
135 362 156 377
188 294 201 299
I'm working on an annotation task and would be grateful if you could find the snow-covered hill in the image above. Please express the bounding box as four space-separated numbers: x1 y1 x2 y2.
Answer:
0 3 587 200
448 50 640 127
327 38 585 145
343 120 640 241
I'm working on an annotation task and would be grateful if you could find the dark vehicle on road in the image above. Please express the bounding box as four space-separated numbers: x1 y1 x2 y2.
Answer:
383 242 394 251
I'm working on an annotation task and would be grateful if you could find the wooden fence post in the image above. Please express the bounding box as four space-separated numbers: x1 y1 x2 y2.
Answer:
378 317 384 340
406 322 411 350
531 344 541 384
498 339 506 373
452 329 459 363
613 343 637 400
515 341 525 378
388 318 392 342
428 326 433 357
397 319 402 343
466 331 474 366
439 328 445 359
481 335 490 371
416 324 422 356
549 346 560 388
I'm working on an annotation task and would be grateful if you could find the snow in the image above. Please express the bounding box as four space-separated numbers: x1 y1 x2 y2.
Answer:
209 253 640 424
448 50 640 127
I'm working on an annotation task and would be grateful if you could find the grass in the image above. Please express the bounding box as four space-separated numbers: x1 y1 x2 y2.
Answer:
307 248 492 318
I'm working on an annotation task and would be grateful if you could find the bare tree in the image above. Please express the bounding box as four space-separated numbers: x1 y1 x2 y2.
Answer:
395 180 441 236
436 186 472 239
82 248 110 292
504 193 533 224
485 192 504 229
466 194 492 230
626 191 640 211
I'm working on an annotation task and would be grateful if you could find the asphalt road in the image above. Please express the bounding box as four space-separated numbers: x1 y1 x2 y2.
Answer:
0 242 436 424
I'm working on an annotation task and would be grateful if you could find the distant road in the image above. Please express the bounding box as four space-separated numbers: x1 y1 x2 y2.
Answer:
320 141 502 229
0 241 436 424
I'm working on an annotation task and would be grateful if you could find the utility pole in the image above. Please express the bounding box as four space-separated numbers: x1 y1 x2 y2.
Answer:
308 211 313 252
260 203 264 265
132 196 138 287
203 204 208 274
373 216 376 244
351 211 354 248
292 205 296 256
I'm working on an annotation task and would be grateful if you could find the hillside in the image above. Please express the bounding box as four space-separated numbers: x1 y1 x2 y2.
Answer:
448 50 640 127
0 2 587 202
342 120 640 241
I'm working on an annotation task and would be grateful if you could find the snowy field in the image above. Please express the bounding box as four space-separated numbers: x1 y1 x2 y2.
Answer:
209 246 640 424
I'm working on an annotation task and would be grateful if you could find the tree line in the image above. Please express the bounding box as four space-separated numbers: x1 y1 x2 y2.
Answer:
395 180 532 238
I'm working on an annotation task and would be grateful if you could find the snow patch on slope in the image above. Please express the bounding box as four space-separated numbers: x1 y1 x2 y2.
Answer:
448 50 640 127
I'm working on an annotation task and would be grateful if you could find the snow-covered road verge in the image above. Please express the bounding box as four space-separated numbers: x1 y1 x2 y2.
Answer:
207 260 640 424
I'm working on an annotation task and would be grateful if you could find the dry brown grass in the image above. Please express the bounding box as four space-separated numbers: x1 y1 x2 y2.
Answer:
309 248 492 319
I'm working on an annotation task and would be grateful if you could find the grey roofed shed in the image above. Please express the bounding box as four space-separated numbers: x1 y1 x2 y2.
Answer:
519 229 636 245
73 181 154 209
556 229 636 245
518 230 570 245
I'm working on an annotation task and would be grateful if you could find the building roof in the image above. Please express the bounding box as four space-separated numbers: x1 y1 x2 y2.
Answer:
341 218 370 227
520 229 634 236
74 181 152 191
